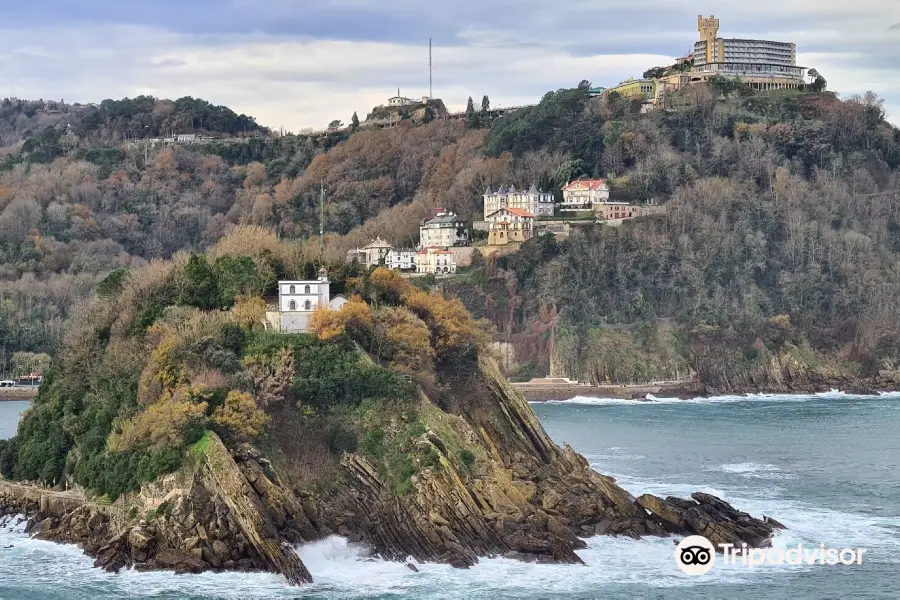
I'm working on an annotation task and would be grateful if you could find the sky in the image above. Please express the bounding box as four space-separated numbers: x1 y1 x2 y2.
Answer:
0 1 898 131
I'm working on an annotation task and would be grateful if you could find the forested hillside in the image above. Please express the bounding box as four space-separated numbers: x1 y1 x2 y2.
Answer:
1 84 899 387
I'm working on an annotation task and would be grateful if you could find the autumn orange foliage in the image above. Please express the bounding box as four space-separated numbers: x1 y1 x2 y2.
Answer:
212 390 271 443
309 295 373 341
108 385 208 452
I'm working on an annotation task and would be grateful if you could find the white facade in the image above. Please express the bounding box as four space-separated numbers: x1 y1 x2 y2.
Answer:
386 249 417 271
419 211 468 249
483 184 554 218
271 270 332 333
278 279 330 313
560 179 610 211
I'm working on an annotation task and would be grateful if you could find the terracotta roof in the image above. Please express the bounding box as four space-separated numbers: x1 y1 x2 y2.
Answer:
487 207 535 219
561 179 608 191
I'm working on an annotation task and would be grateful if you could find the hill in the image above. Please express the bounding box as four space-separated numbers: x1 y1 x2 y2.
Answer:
0 232 778 581
2 85 900 393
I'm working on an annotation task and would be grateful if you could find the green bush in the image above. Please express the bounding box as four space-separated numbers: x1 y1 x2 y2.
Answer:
359 428 385 458
179 255 219 310
74 446 182 501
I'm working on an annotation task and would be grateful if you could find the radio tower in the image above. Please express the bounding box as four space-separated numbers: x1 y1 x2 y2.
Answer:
429 38 433 99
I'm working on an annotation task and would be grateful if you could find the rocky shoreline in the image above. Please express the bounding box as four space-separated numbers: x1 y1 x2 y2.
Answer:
0 359 789 585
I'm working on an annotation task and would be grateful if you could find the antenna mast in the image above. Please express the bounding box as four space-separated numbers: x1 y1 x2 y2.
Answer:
429 38 433 99
319 181 325 255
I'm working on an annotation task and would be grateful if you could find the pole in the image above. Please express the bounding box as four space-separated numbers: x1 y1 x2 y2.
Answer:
319 181 325 256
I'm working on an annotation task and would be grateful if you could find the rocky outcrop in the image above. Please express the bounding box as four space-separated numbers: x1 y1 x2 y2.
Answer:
0 433 315 584
0 357 786 585
312 357 782 570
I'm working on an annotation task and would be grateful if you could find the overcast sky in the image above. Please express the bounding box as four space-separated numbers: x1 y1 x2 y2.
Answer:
1 1 897 131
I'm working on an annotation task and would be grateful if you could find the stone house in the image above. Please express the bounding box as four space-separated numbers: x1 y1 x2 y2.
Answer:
486 207 535 245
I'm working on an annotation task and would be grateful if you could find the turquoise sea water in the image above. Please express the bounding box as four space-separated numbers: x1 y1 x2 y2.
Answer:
1 391 898 599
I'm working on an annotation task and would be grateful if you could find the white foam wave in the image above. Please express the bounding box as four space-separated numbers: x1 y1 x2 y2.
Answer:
534 389 900 406
706 462 796 480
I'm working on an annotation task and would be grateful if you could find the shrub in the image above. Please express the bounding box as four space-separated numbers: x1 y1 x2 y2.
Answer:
359 427 385 458
402 288 489 365
372 307 434 373
219 323 248 355
179 254 219 310
309 296 373 343
211 390 270 443
108 386 208 452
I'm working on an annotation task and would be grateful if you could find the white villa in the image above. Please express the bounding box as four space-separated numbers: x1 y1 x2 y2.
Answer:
420 210 468 249
386 248 417 271
264 269 345 333
483 184 555 218
560 179 610 211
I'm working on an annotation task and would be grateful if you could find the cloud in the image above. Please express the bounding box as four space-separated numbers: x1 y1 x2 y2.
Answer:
890 22 900 30
0 2 897 129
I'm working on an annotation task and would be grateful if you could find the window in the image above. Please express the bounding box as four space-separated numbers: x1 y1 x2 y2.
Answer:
289 285 296 294
304 300 312 310
289 300 297 310
304 285 311 294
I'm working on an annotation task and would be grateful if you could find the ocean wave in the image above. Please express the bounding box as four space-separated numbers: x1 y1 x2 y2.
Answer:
532 389 900 406
705 462 796 480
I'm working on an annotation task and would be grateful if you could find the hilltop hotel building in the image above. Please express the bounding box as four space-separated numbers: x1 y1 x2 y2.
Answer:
600 16 808 105
689 15 806 91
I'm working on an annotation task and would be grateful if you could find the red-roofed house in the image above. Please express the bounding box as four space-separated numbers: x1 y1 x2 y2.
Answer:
486 207 535 245
416 247 457 274
560 179 609 211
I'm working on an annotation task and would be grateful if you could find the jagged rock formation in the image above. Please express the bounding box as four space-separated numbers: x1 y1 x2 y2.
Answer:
0 357 785 584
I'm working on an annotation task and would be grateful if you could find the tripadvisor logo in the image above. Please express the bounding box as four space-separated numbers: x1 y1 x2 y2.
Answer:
675 535 867 575
675 535 716 575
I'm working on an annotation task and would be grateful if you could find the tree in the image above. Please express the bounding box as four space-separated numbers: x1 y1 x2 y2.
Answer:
179 254 219 310
708 75 743 97
643 66 668 80
466 96 475 119
11 352 51 377
351 112 360 131
328 119 343 130
807 69 827 92
481 95 490 113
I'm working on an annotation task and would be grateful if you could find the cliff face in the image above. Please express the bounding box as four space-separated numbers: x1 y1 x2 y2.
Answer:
0 356 783 584
688 326 900 395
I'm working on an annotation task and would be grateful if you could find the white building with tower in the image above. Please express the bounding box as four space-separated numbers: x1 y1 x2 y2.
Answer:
264 268 346 333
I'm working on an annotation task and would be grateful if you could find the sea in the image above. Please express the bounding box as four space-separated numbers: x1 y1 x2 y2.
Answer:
0 391 897 599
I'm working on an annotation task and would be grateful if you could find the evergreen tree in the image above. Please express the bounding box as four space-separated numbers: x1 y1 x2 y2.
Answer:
466 96 478 128
351 111 360 131
481 95 490 113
